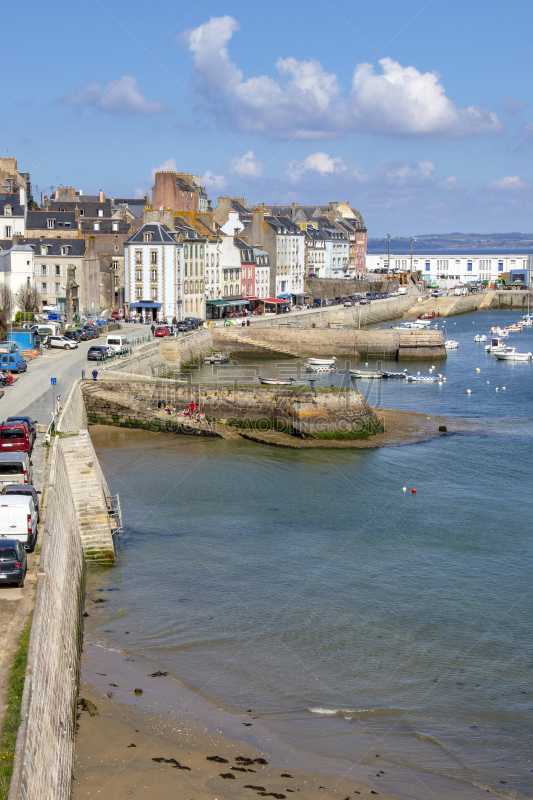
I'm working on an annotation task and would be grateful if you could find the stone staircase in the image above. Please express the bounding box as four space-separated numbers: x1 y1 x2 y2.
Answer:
219 330 301 357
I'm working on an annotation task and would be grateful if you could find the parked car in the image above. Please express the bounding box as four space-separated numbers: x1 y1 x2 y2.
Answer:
0 423 31 454
0 453 32 486
48 335 78 350
0 352 27 373
64 330 81 343
0 495 38 551
359 298 368 305
431 289 443 297
344 300 354 307
0 484 40 520
0 539 27 587
6 417 36 450
87 345 109 361
154 326 169 337
184 317 199 330
176 320 191 333
84 326 99 339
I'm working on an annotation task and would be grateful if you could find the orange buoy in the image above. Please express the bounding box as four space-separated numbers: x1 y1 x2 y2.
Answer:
412 488 417 494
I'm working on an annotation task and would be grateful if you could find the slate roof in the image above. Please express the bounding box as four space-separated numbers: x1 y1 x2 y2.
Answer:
49 200 112 218
264 215 304 236
174 217 204 240
79 219 131 234
234 237 254 262
0 193 25 216
0 238 86 256
26 211 78 230
125 223 177 245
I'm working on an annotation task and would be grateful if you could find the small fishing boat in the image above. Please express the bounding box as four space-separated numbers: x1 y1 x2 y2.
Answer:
349 369 383 379
203 351 230 364
505 324 522 333
395 320 431 330
381 370 408 379
444 339 459 349
405 374 440 382
485 337 507 353
474 334 487 343
520 316 533 327
306 364 336 372
307 357 339 366
490 326 508 336
258 376 296 385
493 347 532 362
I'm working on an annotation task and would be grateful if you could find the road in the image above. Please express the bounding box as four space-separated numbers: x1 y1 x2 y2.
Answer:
0 323 142 423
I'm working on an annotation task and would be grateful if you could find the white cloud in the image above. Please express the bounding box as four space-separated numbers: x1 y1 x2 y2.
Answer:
202 170 227 191
486 175 530 191
150 158 177 182
228 150 264 178
384 160 435 185
182 17 502 140
286 152 345 182
63 76 167 115
438 176 460 191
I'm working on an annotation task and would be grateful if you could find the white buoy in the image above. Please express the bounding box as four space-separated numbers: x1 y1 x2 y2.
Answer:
402 487 407 492
466 389 472 394
418 371 420 375
443 377 447 381
438 381 443 385
487 381 490 384
365 362 368 366
496 387 499 392
431 366 435 369
502 386 506 390
476 368 480 372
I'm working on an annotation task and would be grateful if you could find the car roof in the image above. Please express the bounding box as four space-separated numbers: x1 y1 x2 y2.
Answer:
7 416 32 422
0 452 28 462
0 495 33 506
0 539 23 548
3 485 35 493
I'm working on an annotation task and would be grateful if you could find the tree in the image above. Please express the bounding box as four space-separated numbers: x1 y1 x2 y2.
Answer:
0 284 13 312
16 284 40 313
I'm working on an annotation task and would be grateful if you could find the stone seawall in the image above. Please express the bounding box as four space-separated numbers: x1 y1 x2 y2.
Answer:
211 327 446 361
101 329 213 376
82 376 380 437
56 380 87 433
9 437 85 800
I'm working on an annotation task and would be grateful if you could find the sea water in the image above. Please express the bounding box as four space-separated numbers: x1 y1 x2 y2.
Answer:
90 310 533 798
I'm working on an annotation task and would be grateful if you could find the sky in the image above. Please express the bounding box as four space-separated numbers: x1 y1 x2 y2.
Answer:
5 0 533 237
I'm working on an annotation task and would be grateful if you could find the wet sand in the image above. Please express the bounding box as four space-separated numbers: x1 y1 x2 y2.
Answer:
74 605 498 800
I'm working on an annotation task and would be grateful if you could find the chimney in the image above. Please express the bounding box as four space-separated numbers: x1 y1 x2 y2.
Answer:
234 228 240 237
99 189 105 202
291 202 296 219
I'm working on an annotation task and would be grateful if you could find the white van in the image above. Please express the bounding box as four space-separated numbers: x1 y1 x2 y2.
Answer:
37 323 60 336
0 496 38 550
106 334 128 353
397 287 408 295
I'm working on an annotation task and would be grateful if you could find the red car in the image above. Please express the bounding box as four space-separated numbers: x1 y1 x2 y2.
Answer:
111 310 122 320
0 424 31 454
154 326 169 337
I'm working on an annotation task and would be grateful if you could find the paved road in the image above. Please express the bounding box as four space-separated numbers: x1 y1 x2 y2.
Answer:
0 323 142 423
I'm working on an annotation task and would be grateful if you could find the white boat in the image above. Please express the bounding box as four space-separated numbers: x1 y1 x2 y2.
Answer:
474 334 487 342
258 376 296 385
349 369 383 379
395 320 431 330
520 317 533 327
490 326 508 337
444 339 459 349
406 374 440 382
203 351 230 364
306 364 336 372
485 337 507 353
493 347 532 362
307 357 339 366
505 324 522 333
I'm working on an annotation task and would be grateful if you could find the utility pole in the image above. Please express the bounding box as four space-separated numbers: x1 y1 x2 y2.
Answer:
387 233 391 274
410 236 413 275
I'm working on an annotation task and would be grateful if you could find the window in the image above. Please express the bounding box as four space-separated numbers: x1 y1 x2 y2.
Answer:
224 285 228 295
135 251 142 264
230 269 234 281
184 264 188 277
41 265 48 276
136 269 142 281
60 246 70 255
150 251 157 264
47 219 55 229
98 208 104 217
55 265 61 276
199 245 203 258
195 280 199 294
93 222 100 231
151 269 157 282
467 262 472 272
184 245 188 258
4 206 11 216
79 208 84 217
136 286 142 299
41 282 47 292
55 282 61 293
143 232 152 242
112 260 118 269
230 284 234 295
4 226 11 238
195 244 198 258
498 262 503 272
114 275 118 286
112 222 118 231
184 281 188 294
151 287 157 300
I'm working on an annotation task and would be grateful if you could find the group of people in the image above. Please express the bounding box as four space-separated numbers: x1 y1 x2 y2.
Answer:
0 371 14 387
158 400 213 427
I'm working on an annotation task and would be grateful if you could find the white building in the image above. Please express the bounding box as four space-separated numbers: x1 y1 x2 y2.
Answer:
0 244 35 318
366 253 533 287
0 189 26 239
124 223 182 321
253 247 270 299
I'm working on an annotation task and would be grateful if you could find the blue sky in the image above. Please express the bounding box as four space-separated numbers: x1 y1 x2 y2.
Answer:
5 0 533 236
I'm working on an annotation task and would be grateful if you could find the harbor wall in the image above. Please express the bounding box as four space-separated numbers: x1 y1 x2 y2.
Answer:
9 437 85 800
81 377 380 436
56 379 87 433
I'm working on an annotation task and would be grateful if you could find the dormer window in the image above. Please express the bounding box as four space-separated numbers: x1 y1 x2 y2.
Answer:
143 232 152 242
59 207 65 212
79 208 84 217
112 222 118 231
61 245 70 256
93 222 100 231
98 208 104 217
47 218 55 229
4 206 12 216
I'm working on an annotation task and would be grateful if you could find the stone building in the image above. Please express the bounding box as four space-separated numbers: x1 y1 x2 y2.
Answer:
124 223 183 321
152 172 210 213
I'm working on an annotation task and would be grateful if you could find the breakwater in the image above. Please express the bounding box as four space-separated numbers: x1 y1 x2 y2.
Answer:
82 375 381 439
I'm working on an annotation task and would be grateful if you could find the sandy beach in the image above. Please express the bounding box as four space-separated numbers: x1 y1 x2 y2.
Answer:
74 593 498 800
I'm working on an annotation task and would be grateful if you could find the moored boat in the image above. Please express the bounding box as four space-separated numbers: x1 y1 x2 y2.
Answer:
505 324 522 333
203 351 230 364
474 334 487 342
381 370 408 379
349 369 383 379
258 376 296 385
405 374 440 382
485 337 507 353
493 347 532 362
307 357 339 366
306 364 336 372
444 339 459 349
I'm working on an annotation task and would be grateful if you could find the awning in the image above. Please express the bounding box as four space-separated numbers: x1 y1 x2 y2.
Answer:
245 296 259 300
227 299 250 306
206 299 230 306
292 292 308 297
130 301 162 308
277 293 292 299
263 297 290 304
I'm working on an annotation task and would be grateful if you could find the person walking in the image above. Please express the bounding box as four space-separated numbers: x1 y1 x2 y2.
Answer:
151 323 155 335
